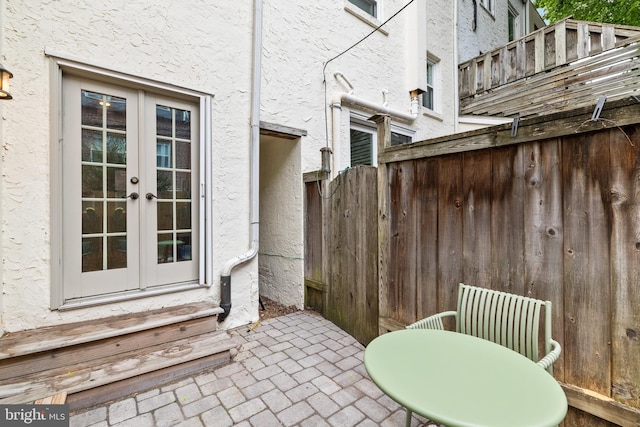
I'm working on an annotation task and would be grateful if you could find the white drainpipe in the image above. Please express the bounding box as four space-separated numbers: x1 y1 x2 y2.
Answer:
219 0 262 322
333 71 420 122
339 92 421 122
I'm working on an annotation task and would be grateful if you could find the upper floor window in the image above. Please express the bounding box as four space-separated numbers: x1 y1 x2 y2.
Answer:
422 58 436 111
480 0 493 13
508 3 520 41
348 0 377 18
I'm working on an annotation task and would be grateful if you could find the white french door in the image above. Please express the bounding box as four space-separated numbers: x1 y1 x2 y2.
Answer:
62 76 199 300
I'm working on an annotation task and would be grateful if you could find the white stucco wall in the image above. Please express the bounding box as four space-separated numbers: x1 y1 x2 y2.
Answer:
0 0 5 337
258 136 304 309
1 0 257 332
261 0 457 175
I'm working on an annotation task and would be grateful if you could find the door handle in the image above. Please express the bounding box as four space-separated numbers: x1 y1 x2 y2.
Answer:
124 192 139 200
146 192 158 200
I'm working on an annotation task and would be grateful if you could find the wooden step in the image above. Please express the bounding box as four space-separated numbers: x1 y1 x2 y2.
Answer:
35 392 67 405
0 302 235 409
0 331 233 404
0 315 218 381
0 302 223 359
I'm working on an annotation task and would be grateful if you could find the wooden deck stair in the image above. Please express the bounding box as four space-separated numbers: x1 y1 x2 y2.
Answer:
0 302 235 410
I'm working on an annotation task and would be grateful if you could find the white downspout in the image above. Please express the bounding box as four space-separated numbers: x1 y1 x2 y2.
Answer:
219 0 262 321
331 101 342 173
333 71 420 122
454 0 460 132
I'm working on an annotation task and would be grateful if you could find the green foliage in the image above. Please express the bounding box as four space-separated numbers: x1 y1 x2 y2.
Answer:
533 0 640 26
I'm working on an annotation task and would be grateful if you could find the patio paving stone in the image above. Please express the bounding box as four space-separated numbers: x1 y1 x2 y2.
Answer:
70 311 441 426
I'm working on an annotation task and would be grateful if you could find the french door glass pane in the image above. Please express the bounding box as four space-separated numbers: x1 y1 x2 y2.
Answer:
156 140 172 168
82 236 103 272
176 172 191 199
82 92 103 127
177 232 192 261
157 202 173 230
106 97 127 131
106 167 127 198
107 133 126 164
107 202 127 233
107 236 127 269
81 89 128 273
157 234 174 264
82 201 103 234
176 141 190 169
176 202 191 229
82 165 103 198
157 170 173 198
155 104 193 264
156 105 173 137
175 109 191 139
82 129 103 162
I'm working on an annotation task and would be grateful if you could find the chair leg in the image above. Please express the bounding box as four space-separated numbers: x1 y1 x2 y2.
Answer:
405 408 412 427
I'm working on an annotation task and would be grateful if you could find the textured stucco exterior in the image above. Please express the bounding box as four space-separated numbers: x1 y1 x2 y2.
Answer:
458 0 544 63
1 1 256 331
0 0 513 334
259 136 304 308
261 0 458 176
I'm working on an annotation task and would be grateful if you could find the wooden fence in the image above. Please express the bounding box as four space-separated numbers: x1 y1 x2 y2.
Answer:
305 99 640 425
377 99 640 426
303 167 379 346
304 177 325 314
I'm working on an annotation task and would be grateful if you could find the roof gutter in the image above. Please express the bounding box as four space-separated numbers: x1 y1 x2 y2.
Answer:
219 0 262 322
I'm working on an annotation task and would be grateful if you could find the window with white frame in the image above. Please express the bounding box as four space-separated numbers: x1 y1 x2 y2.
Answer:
422 56 437 111
508 3 520 41
350 122 376 166
50 56 212 309
348 0 377 18
480 0 493 13
350 116 414 166
390 131 412 146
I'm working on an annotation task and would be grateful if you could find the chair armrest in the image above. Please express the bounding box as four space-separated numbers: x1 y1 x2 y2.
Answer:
406 311 457 330
537 339 561 372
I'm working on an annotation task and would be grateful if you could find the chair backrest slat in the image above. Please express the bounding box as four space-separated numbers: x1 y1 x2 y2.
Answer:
478 289 489 340
495 293 506 347
455 283 551 364
458 285 471 335
526 299 541 361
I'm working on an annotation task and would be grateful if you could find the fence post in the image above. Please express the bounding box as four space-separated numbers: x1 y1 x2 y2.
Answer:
320 148 331 317
370 114 391 335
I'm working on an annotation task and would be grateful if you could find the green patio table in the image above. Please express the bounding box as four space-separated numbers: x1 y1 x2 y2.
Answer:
364 329 567 427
